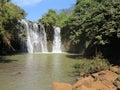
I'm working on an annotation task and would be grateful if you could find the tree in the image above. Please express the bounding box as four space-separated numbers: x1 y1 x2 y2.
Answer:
0 0 26 53
64 0 120 56
39 9 58 41
56 8 73 27
39 9 73 41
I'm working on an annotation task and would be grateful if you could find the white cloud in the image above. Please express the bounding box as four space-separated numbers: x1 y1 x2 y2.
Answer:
12 0 43 6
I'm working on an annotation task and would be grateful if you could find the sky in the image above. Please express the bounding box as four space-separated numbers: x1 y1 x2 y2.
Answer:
11 0 76 21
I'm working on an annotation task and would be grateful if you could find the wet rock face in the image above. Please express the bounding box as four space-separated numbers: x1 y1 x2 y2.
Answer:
52 66 120 90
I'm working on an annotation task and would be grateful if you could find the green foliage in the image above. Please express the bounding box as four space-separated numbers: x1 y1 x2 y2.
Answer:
39 9 58 27
73 58 110 75
39 9 58 40
63 0 120 55
56 9 73 27
39 9 73 28
39 9 73 40
0 0 26 51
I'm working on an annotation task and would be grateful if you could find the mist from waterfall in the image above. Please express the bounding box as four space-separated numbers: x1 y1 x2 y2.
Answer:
52 27 62 53
20 19 48 53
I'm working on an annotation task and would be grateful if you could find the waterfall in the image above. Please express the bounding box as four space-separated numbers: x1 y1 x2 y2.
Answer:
52 27 62 53
20 19 48 53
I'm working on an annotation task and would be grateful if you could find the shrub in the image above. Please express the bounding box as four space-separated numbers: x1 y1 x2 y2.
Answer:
73 58 111 76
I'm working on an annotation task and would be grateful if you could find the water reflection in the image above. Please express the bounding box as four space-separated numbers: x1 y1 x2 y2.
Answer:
51 54 61 80
0 54 78 90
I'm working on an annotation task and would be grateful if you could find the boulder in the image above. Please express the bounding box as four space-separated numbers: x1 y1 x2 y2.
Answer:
98 70 118 82
113 81 120 88
73 76 94 90
75 85 96 90
52 82 72 90
92 81 116 90
72 70 118 90
52 68 120 90
112 66 120 74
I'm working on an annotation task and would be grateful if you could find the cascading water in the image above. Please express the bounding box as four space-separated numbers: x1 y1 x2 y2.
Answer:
20 19 48 53
52 27 62 53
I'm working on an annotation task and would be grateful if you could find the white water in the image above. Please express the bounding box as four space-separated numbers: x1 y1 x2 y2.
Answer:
20 19 48 53
52 27 62 53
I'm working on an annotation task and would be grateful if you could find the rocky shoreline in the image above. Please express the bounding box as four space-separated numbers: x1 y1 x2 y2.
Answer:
52 66 120 90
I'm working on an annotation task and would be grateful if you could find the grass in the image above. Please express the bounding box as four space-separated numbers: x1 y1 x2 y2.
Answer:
72 57 111 76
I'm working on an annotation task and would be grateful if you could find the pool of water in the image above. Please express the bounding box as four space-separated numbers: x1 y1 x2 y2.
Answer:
0 53 80 90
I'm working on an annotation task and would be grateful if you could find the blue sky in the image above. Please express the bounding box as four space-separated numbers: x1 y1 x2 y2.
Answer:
11 0 76 21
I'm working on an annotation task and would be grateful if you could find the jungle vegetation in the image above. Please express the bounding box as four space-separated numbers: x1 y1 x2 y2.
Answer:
39 9 73 41
39 0 120 64
0 0 26 54
0 0 120 65
65 0 120 64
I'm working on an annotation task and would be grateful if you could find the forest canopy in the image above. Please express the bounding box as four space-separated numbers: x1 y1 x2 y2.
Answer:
63 0 120 62
0 0 120 63
0 0 26 52
39 0 120 61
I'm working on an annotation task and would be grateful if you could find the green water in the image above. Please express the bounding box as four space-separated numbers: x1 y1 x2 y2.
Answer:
0 53 80 90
